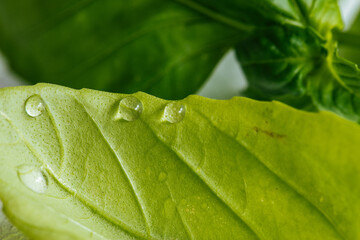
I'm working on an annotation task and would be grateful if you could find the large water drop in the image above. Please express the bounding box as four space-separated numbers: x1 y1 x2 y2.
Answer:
163 102 185 123
25 95 45 117
115 96 143 121
17 166 48 194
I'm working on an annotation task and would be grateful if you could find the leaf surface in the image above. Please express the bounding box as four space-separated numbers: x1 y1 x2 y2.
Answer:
0 0 342 98
0 84 359 239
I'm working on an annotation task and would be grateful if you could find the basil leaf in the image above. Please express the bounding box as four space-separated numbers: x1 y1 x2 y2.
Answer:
335 11 360 66
0 0 245 99
307 51 360 123
177 0 342 32
236 25 326 98
1 84 359 239
0 0 342 99
0 0 249 99
236 23 360 123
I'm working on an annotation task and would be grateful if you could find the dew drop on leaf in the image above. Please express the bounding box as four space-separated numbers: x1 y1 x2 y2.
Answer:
25 95 45 117
17 165 48 194
115 96 143 121
163 102 185 123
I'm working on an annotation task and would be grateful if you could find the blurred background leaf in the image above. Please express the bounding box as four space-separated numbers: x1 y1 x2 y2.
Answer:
336 11 360 66
0 0 250 99
0 0 343 99
235 25 326 101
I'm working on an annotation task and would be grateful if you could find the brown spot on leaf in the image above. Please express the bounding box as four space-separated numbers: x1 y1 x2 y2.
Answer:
253 127 286 139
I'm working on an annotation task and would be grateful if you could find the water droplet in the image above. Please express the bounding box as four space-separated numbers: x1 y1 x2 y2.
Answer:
25 95 45 117
320 196 324 203
115 96 143 121
158 172 167 182
17 166 48 194
163 102 185 123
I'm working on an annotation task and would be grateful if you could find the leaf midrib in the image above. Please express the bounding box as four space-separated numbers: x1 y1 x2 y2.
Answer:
139 115 262 240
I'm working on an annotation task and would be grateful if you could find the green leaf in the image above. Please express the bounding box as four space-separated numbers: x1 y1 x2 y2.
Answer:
177 0 343 33
335 11 360 66
236 24 360 123
0 0 243 99
0 0 342 99
236 25 327 98
307 50 360 123
1 83 360 239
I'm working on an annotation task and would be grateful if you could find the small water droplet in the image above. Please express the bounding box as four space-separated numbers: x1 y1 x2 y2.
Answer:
320 196 324 203
25 95 45 117
158 172 167 182
115 96 143 121
17 166 48 194
163 102 185 123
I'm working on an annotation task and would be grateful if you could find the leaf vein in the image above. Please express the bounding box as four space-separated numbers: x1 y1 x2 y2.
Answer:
139 119 261 240
0 110 147 240
71 95 151 238
193 108 346 240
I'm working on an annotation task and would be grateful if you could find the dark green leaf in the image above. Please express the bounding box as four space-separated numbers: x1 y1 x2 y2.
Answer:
236 25 327 98
307 50 360 123
335 11 360 66
236 20 360 123
0 0 244 99
1 84 360 239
